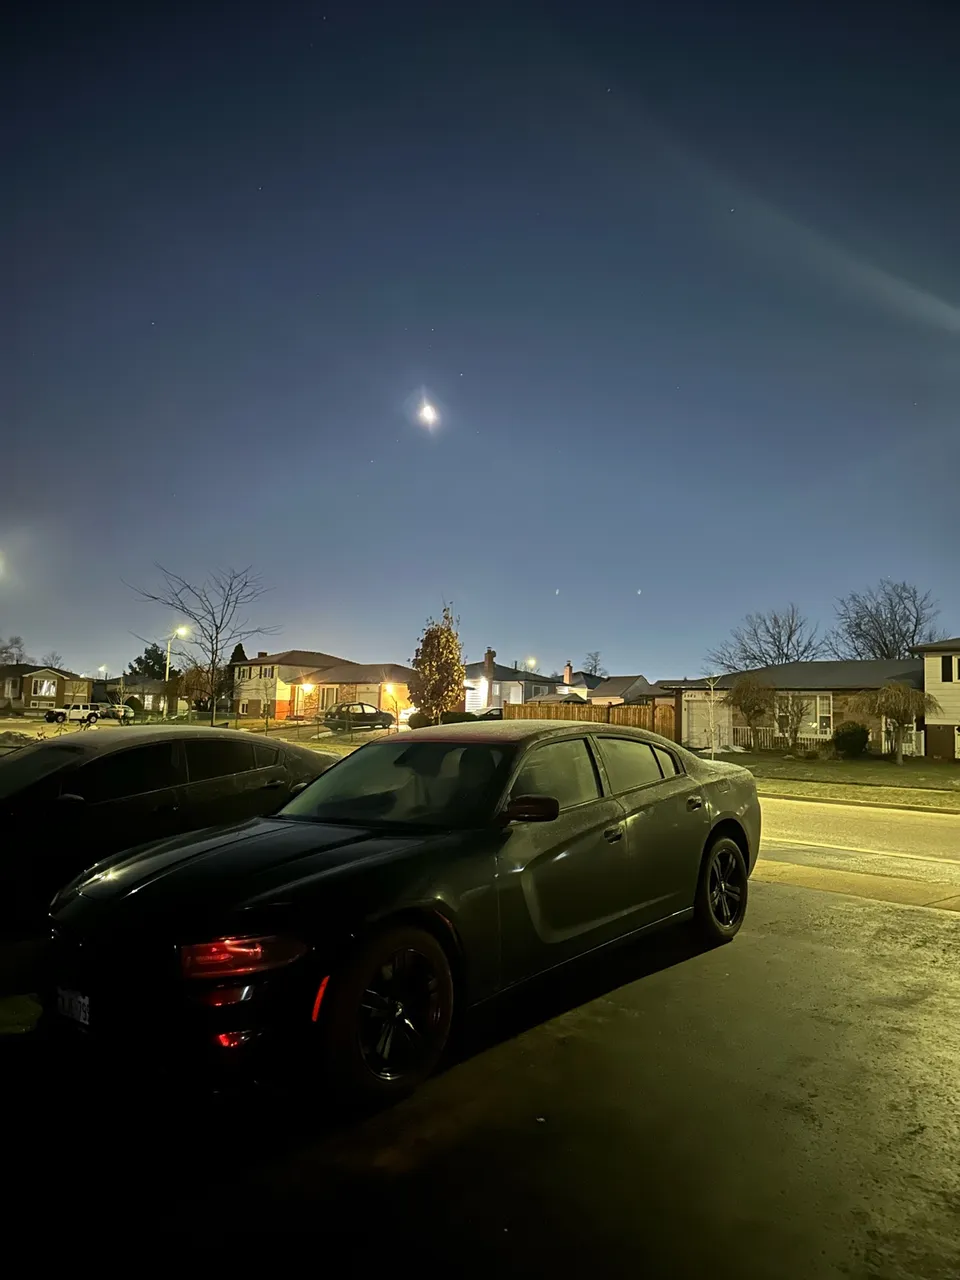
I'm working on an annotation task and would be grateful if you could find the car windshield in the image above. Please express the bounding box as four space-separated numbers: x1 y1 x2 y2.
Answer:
278 739 516 829
0 742 85 800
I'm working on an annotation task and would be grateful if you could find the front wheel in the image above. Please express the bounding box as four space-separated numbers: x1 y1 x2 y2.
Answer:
694 836 748 944
54 713 66 724
318 924 454 1104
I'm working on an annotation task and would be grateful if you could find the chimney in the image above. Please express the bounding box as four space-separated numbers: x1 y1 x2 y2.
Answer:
257 651 268 659
563 661 573 686
483 648 496 707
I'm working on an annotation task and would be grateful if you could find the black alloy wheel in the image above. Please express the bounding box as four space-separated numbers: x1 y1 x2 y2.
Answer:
320 925 454 1102
694 836 748 944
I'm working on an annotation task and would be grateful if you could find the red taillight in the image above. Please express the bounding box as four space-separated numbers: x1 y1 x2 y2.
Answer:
311 975 330 1022
180 935 307 979
215 1031 253 1049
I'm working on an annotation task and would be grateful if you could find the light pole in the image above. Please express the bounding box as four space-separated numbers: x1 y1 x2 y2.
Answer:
300 683 314 739
165 625 189 718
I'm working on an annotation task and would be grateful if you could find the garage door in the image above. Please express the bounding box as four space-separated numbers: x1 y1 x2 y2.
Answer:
684 696 731 750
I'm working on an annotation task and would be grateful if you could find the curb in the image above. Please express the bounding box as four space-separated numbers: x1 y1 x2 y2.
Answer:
757 790 960 817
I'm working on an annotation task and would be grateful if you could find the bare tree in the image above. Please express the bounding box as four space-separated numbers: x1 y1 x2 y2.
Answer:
707 604 826 673
582 651 608 678
41 650 64 669
0 635 30 664
828 580 945 660
132 566 276 726
725 676 776 751
775 693 811 752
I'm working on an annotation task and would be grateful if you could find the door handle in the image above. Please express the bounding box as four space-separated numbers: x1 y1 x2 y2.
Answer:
154 802 179 815
603 826 624 843
686 795 703 811
260 779 285 791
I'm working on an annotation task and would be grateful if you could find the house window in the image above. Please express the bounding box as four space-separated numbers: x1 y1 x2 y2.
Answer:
32 678 57 698
239 701 248 715
942 655 955 683
3 678 14 698
531 684 548 697
817 694 832 735
263 666 274 679
321 687 338 709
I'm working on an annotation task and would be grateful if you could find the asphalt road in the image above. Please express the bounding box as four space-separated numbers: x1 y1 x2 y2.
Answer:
8 882 959 1277
762 796 960 862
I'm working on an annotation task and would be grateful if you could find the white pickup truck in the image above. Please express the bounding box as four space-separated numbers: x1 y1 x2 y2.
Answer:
44 703 101 725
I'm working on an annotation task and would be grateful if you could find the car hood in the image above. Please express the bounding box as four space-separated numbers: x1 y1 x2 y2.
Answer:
52 817 431 927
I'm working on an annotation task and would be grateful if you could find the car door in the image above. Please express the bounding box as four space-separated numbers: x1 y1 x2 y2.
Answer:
358 702 381 728
180 737 259 830
64 740 185 862
496 736 636 986
592 736 710 923
231 739 292 818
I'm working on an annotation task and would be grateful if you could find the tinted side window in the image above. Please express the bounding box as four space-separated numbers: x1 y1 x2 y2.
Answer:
596 738 663 793
71 744 180 804
653 747 679 777
254 742 280 768
511 739 600 810
185 739 257 782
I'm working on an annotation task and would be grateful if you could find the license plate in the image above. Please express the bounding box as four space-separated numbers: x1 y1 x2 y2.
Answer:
57 987 90 1027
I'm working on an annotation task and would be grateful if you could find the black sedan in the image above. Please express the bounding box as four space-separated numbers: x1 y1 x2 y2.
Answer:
323 701 394 732
45 721 761 1100
1 727 336 941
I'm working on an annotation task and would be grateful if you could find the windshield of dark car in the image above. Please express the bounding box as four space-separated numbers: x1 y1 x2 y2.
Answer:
278 740 516 829
0 742 85 800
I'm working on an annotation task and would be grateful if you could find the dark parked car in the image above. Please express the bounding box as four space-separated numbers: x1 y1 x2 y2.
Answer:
322 701 393 732
473 706 503 720
0 727 336 940
44 721 760 1100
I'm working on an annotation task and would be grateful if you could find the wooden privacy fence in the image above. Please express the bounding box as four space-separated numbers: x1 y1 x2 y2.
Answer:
503 701 676 741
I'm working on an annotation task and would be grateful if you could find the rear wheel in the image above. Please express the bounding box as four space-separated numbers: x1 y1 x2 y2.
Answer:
86 713 98 725
319 924 454 1103
54 713 66 724
694 836 748 944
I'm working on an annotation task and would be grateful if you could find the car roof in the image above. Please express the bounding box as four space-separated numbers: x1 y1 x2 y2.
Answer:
2 725 267 765
401 719 667 747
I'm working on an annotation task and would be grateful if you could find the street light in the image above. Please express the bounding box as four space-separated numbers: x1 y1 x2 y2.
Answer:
165 625 189 718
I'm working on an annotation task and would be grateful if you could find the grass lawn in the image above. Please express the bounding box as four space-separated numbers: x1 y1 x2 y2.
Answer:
725 751 960 812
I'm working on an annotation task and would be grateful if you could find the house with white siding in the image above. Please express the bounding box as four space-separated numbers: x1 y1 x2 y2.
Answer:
913 636 960 760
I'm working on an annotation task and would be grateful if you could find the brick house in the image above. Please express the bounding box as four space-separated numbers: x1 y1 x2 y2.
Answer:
289 663 417 720
0 665 93 715
663 659 926 753
232 649 354 720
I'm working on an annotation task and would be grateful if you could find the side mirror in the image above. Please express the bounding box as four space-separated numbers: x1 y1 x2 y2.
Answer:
58 793 86 806
503 794 560 824
290 780 310 795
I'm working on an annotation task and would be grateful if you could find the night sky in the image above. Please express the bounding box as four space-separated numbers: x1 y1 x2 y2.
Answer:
5 0 958 680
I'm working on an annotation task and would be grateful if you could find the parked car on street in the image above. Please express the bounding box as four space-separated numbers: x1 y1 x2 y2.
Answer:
0 727 338 942
101 703 135 722
473 706 504 720
44 721 760 1101
322 701 393 732
44 704 100 725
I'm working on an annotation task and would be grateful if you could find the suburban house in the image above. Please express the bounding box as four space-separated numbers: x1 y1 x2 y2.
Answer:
231 649 354 720
105 676 188 716
913 636 960 760
588 675 672 707
464 650 569 712
662 659 927 754
0 665 93 715
288 663 417 720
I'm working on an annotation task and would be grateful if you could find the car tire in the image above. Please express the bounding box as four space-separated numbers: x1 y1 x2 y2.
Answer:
87 714 98 725
693 835 748 944
318 924 455 1104
45 712 55 724
55 713 66 724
